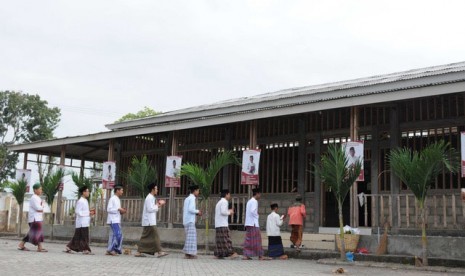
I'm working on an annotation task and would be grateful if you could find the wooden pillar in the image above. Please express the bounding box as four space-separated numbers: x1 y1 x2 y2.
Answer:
249 120 257 198
22 152 28 169
167 133 177 228
350 106 359 227
370 126 380 228
56 146 66 224
80 158 85 178
222 126 232 190
313 133 322 231
389 105 400 229
105 139 115 225
297 118 306 197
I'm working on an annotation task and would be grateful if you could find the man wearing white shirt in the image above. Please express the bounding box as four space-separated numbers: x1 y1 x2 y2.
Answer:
65 186 95 254
106 186 126 256
182 185 202 259
266 203 288 260
242 188 270 260
214 189 238 259
135 183 168 258
18 184 47 252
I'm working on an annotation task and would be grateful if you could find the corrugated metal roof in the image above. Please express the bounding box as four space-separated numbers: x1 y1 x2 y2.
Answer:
107 61 465 130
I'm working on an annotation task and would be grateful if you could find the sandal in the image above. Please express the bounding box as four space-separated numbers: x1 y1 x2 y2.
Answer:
37 248 48 253
18 247 30 251
242 256 252 260
134 252 146 257
83 251 94 255
259 256 272 261
157 252 169 258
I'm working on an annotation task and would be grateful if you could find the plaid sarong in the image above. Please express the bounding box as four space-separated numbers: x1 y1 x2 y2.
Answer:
137 226 162 255
183 222 197 255
242 226 264 257
22 221 44 246
214 227 234 257
107 223 123 254
290 225 303 246
67 227 91 252
268 236 284 257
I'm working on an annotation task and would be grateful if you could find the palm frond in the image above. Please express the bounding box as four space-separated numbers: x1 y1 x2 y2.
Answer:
71 172 93 198
42 168 66 206
9 179 28 205
125 155 158 199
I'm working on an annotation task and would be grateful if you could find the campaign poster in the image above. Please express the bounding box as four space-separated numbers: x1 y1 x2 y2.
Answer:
241 149 261 185
165 156 182 188
15 169 31 193
343 141 364 182
102 161 116 189
461 132 465 178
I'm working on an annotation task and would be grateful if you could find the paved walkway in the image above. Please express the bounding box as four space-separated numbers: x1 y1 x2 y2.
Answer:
0 238 463 275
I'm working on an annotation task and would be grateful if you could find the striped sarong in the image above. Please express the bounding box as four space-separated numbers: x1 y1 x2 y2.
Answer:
290 225 303 246
214 227 234 257
107 223 123 254
183 222 197 255
137 226 162 255
22 221 44 246
242 226 264 257
67 227 91 252
268 236 284 257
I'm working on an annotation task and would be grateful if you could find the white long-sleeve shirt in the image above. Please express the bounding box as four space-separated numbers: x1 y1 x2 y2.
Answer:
106 195 122 224
183 194 199 225
215 198 230 228
141 193 159 226
266 211 283 236
245 197 259 227
75 197 90 228
28 194 44 223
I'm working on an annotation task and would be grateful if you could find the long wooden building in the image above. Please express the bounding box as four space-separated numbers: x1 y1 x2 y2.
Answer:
9 61 465 234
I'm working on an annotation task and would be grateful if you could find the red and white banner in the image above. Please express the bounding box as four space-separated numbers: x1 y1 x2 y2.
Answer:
103 161 116 189
15 169 31 193
343 141 364 182
165 156 182 188
241 149 261 185
461 132 465 178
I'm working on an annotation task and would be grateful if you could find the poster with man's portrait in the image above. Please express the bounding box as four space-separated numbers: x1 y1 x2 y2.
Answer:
165 156 182 188
102 161 116 189
342 141 364 182
461 132 465 178
241 149 261 185
15 169 31 193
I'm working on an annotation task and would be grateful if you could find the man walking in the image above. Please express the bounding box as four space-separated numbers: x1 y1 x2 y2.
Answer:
183 185 202 259
242 188 269 260
65 186 95 254
135 183 168 258
266 203 288 260
214 189 238 259
287 195 306 251
106 185 126 256
18 184 47 252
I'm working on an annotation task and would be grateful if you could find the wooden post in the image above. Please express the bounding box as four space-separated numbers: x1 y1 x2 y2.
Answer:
389 105 400 230
105 140 115 226
248 120 257 198
167 133 177 228
350 107 359 227
55 146 66 224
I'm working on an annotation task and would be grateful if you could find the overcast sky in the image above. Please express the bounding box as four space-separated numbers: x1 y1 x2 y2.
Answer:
2 0 465 139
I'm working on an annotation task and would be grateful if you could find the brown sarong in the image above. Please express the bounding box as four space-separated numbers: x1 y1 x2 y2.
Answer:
290 225 303 246
214 227 234 257
67 227 91 252
137 226 162 255
22 221 44 246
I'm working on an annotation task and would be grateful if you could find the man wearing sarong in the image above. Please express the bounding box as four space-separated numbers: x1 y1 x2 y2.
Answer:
183 185 202 259
18 184 47 252
106 185 126 256
135 183 169 258
266 203 288 260
287 194 306 252
214 189 238 259
65 186 95 254
242 188 270 260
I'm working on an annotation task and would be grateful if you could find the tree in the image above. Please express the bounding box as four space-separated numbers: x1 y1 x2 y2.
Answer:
41 168 67 223
0 91 60 182
126 155 158 199
181 151 240 253
389 140 459 266
8 179 28 236
315 144 362 261
114 106 160 123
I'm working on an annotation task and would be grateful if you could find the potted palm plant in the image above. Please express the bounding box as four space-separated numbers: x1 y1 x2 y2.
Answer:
126 155 158 199
8 179 28 236
389 140 459 266
181 150 239 253
315 144 362 261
